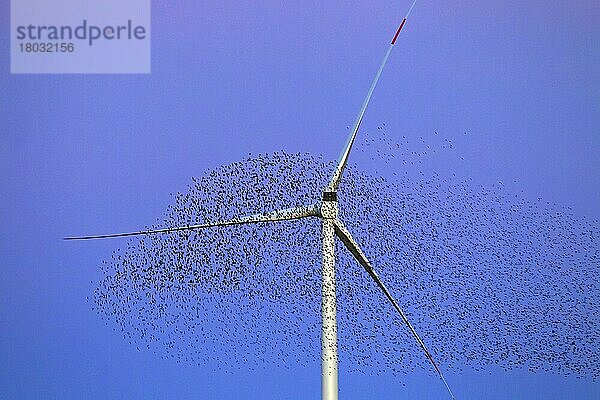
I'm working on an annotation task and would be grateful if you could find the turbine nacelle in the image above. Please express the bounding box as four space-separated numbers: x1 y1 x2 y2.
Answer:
320 191 338 219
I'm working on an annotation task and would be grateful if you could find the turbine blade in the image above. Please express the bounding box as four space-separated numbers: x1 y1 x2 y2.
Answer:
64 205 319 241
333 218 455 399
328 0 418 191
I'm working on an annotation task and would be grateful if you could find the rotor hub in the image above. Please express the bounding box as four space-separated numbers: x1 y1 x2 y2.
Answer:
321 191 338 219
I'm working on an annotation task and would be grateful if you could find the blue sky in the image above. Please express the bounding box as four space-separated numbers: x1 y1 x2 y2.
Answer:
1 1 599 399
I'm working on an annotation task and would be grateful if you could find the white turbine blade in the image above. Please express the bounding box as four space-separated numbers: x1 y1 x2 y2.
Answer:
64 205 320 241
333 218 455 399
328 0 418 191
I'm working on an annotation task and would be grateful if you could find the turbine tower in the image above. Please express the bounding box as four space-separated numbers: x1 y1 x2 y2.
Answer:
66 1 454 399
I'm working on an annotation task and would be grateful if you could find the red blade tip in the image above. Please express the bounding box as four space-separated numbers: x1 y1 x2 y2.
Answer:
391 18 407 44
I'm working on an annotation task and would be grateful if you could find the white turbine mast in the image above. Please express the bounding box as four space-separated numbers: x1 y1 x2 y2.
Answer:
66 1 455 399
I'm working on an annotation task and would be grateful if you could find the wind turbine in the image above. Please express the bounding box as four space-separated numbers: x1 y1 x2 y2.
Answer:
66 1 455 399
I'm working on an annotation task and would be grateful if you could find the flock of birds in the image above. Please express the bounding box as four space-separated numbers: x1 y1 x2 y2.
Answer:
92 127 599 384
